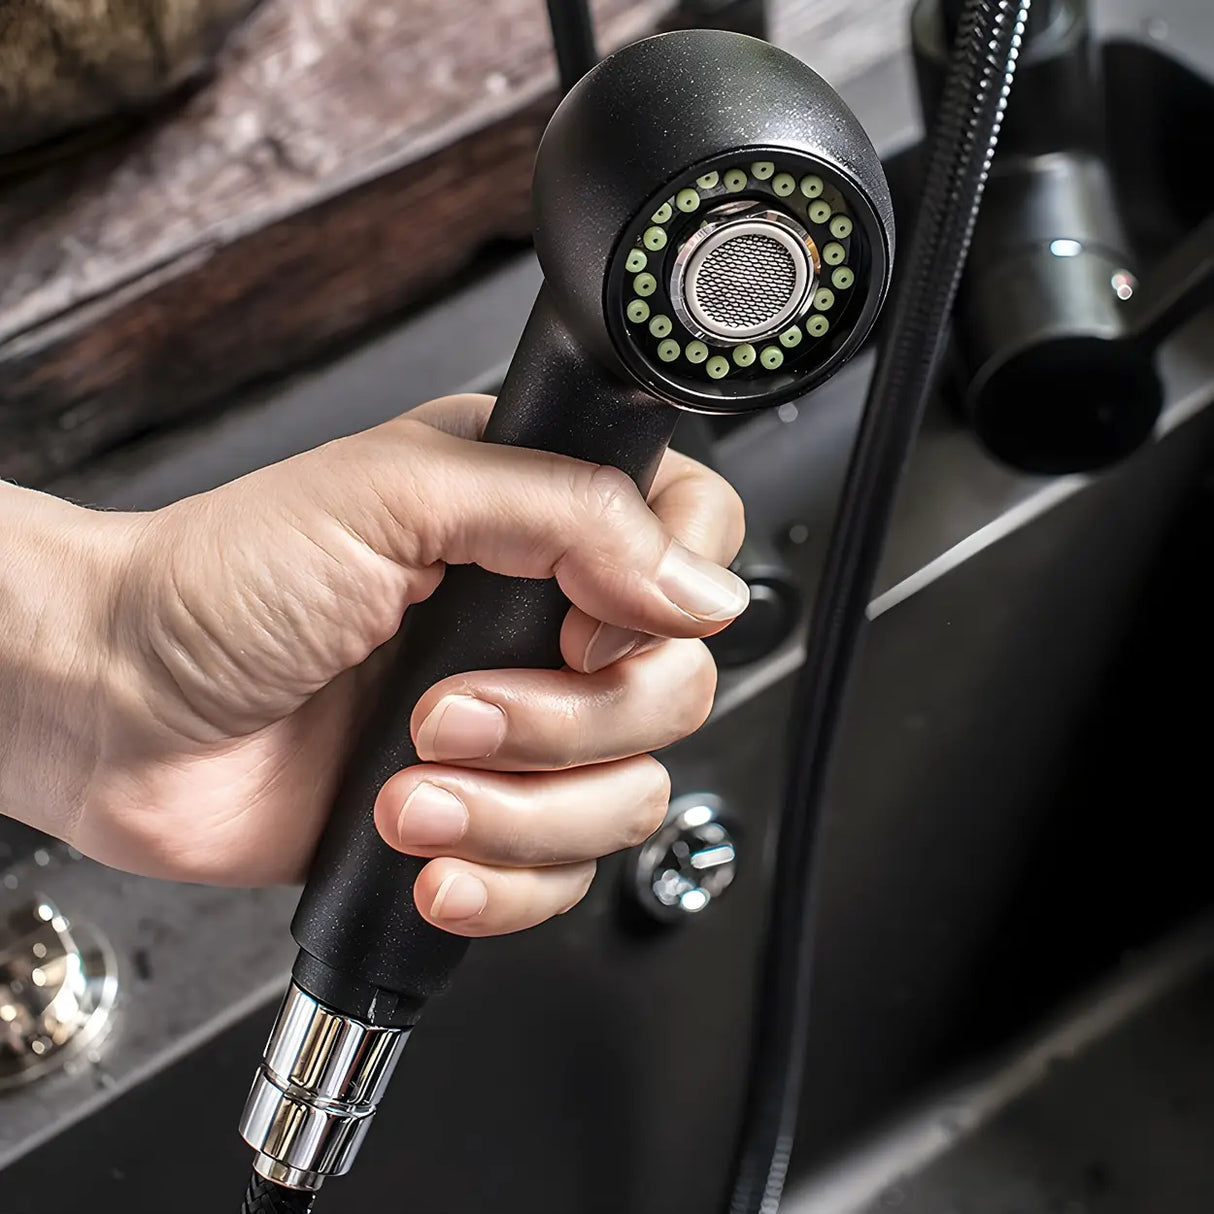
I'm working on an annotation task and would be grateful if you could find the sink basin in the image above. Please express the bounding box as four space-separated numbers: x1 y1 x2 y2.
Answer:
788 920 1214 1214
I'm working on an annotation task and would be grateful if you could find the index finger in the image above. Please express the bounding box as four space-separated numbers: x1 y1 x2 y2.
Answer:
562 445 748 672
646 445 747 568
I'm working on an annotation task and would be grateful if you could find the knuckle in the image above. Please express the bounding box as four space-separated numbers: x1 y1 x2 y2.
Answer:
559 696 593 770
682 460 747 557
381 412 440 453
583 464 641 528
633 639 717 749
628 758 672 844
403 393 496 439
721 476 746 525
716 478 747 557
680 640 719 731
558 861 598 914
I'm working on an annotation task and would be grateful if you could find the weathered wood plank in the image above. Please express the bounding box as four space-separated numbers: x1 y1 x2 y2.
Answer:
0 0 675 483
0 0 912 486
0 0 260 157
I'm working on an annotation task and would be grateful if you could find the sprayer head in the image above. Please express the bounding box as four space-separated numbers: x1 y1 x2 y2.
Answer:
531 29 895 412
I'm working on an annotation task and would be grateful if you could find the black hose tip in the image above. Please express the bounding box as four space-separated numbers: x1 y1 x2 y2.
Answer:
241 1172 317 1214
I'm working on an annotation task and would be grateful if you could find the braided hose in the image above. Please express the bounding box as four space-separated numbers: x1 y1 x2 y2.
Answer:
724 1 1032 1211
241 1173 316 1214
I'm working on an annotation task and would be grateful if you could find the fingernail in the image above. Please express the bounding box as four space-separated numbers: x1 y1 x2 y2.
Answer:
416 695 507 761
582 622 644 673
396 782 468 847
430 872 488 921
657 543 750 622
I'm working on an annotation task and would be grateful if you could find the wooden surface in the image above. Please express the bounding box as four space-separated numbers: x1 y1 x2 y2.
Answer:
0 0 676 484
0 0 259 156
0 0 911 486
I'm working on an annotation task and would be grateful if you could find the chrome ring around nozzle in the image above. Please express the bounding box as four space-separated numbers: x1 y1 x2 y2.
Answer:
671 206 818 345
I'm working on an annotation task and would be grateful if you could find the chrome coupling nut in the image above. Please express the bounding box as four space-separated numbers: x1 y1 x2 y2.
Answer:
239 983 409 1192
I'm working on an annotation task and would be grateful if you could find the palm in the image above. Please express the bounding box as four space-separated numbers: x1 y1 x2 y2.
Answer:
89 636 379 885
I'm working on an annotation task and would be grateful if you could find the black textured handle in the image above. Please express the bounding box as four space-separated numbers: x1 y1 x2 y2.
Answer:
290 289 678 1024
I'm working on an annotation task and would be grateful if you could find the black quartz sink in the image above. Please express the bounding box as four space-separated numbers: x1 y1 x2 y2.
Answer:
786 921 1214 1214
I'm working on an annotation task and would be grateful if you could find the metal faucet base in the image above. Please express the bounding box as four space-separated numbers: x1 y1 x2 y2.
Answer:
0 895 119 1091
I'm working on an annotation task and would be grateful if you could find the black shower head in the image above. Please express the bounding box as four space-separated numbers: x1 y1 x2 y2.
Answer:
531 29 895 413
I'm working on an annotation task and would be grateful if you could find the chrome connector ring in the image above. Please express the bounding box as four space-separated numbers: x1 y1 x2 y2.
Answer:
239 983 410 1192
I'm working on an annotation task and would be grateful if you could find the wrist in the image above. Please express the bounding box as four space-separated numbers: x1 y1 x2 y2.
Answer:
0 482 144 844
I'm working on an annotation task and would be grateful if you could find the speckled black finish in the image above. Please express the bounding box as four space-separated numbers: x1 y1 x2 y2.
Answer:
534 29 894 377
291 28 893 1030
291 292 677 1024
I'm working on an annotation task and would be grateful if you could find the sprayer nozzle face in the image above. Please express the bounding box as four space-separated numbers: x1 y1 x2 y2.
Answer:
607 150 884 412
673 205 815 343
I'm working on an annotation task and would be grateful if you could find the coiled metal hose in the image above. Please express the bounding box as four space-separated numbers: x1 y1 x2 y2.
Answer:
724 1 1032 1210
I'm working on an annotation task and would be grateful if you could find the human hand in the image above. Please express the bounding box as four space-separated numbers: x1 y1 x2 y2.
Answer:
1 395 745 936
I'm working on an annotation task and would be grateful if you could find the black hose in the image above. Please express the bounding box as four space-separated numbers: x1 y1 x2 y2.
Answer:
241 1173 316 1214
545 0 598 96
723 1 1032 1210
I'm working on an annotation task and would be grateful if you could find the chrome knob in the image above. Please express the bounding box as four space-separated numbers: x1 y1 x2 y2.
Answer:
0 894 118 1089
633 793 737 921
